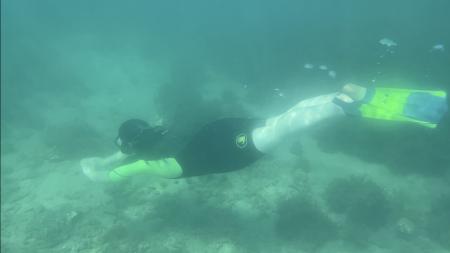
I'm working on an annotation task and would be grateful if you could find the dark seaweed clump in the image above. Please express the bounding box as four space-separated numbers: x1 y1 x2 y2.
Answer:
312 117 450 177
426 194 450 249
275 194 338 246
324 176 392 230
323 176 394 248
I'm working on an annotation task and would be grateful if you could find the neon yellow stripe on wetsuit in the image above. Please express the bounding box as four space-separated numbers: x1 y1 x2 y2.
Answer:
108 158 183 182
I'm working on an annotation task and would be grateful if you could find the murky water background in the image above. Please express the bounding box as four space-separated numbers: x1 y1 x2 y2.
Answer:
2 1 449 252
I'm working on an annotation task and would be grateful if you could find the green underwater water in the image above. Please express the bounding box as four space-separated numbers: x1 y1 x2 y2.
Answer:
1 1 449 252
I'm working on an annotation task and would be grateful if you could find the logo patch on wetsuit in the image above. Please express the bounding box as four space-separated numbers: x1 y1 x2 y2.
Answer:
236 133 247 148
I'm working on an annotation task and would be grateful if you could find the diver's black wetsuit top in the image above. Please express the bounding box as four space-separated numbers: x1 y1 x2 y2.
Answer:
175 117 267 178
120 117 266 178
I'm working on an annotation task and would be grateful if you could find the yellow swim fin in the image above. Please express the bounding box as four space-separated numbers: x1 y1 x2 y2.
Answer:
334 87 448 128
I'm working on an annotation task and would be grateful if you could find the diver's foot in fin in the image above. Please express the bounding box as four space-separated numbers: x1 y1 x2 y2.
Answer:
332 93 362 116
336 93 354 103
342 83 367 101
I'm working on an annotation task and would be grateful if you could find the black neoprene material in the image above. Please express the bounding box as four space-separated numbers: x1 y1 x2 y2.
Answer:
174 118 267 178
332 96 363 117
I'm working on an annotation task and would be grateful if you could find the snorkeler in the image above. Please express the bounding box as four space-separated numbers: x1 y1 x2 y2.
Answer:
80 84 448 182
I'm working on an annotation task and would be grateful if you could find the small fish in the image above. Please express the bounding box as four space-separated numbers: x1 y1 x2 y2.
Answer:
304 64 313 69
328 71 336 78
379 38 397 47
430 45 444 52
275 89 285 97
319 65 328 70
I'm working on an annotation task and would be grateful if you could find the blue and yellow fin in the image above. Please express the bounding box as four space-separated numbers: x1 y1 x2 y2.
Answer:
334 87 448 129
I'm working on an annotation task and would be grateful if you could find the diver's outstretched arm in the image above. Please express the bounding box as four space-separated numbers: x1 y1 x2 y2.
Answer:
80 151 130 182
102 151 130 166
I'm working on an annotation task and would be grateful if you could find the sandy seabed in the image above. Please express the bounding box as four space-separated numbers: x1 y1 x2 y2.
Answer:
1 47 449 253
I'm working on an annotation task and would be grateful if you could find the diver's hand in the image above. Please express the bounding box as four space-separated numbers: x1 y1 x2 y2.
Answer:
80 157 104 176
80 158 110 183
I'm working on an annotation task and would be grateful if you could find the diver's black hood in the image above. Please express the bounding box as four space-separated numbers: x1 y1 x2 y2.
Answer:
118 119 149 143
116 118 177 157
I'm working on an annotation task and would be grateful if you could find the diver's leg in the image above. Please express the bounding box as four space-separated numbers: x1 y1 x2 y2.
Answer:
265 92 353 125
342 83 367 101
252 92 353 153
